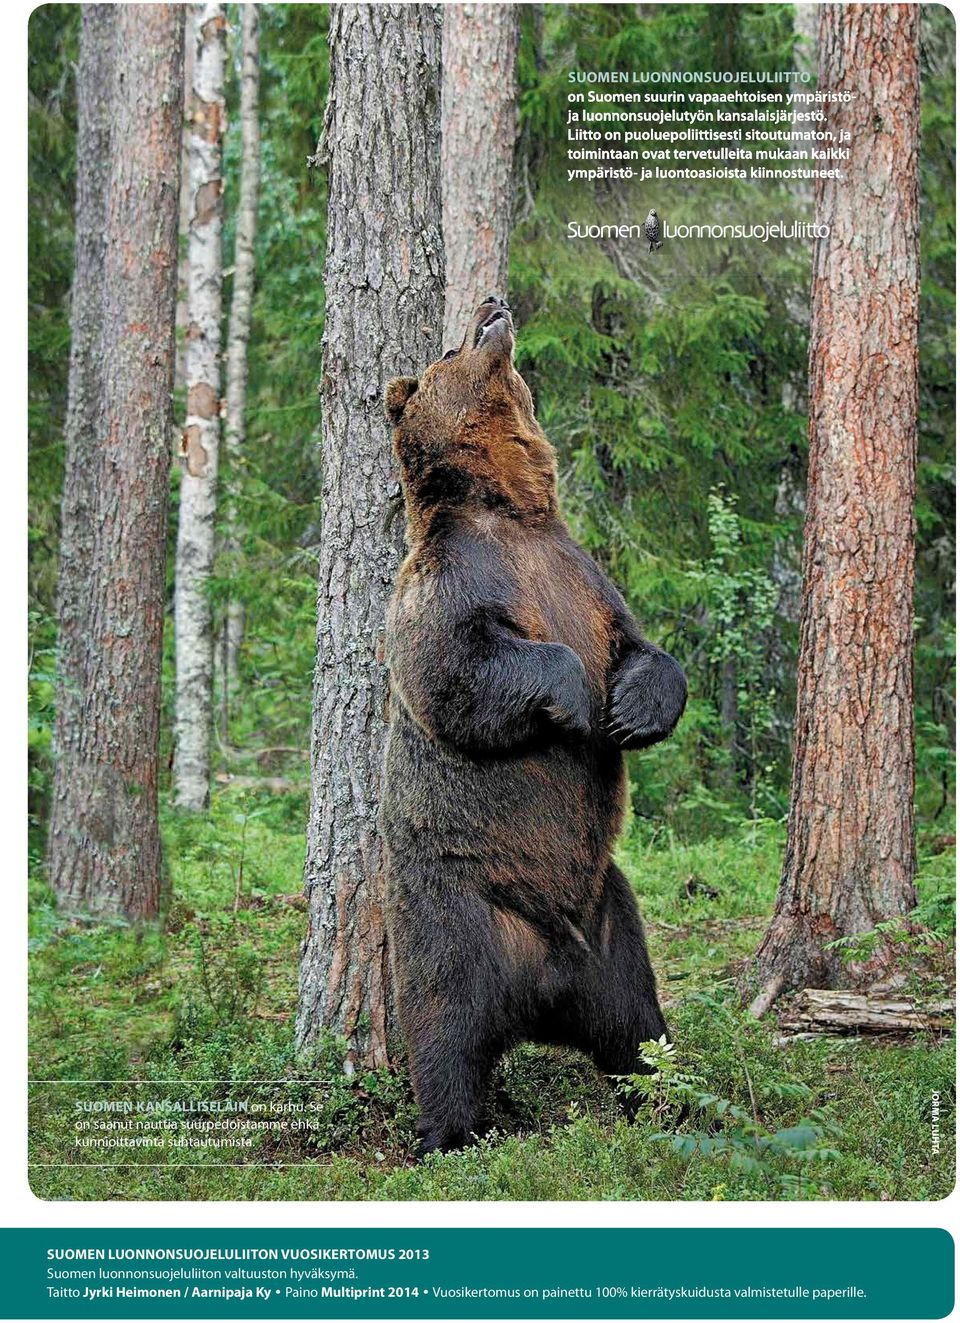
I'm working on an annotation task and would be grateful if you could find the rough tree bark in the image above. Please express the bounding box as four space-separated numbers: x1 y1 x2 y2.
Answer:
297 3 444 1070
48 5 116 906
174 2 227 811
752 4 920 1007
47 4 184 921
440 3 518 349
220 3 261 732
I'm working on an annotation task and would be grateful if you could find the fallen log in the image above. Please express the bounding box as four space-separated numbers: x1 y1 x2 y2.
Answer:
779 988 954 1038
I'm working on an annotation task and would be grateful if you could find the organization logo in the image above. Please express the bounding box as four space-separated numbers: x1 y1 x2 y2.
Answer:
567 217 827 243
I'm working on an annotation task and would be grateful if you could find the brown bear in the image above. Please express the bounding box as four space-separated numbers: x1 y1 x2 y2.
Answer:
382 295 687 1156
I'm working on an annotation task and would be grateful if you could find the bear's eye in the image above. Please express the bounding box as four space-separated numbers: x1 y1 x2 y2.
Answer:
442 348 458 361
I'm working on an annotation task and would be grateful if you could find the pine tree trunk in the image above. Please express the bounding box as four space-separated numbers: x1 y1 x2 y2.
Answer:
48 5 115 906
753 4 920 1000
297 3 444 1071
440 3 518 349
47 4 184 922
219 2 261 738
174 2 227 812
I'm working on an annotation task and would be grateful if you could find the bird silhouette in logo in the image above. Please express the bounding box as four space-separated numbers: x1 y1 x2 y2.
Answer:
644 208 663 253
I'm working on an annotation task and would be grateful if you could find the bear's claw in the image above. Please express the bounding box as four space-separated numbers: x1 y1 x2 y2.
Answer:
605 648 687 750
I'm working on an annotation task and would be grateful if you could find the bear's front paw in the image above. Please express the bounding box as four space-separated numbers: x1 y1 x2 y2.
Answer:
539 643 592 739
606 648 687 749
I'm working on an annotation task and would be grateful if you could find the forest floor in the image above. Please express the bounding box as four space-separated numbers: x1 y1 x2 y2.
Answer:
28 794 955 1201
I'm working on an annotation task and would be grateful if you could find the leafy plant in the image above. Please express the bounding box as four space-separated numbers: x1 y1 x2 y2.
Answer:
620 1035 844 1197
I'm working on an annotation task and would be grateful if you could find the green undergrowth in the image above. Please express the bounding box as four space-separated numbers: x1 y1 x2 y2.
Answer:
28 792 955 1202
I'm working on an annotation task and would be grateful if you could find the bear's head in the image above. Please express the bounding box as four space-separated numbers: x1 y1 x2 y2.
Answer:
385 297 558 534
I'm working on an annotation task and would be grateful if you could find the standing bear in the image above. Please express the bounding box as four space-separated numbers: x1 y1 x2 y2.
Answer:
382 296 687 1155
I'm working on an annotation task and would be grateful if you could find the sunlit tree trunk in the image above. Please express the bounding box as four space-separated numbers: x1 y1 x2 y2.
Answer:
174 2 227 811
752 4 920 1008
47 4 184 921
220 3 261 736
441 3 518 348
297 3 444 1070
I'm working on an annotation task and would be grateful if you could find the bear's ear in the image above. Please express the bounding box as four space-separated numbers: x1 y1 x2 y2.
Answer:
385 376 419 425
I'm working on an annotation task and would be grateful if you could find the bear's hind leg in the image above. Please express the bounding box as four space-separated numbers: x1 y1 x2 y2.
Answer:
391 888 507 1157
563 864 668 1107
407 1005 505 1156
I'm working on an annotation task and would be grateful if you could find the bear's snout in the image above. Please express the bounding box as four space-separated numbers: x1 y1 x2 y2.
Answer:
472 298 514 352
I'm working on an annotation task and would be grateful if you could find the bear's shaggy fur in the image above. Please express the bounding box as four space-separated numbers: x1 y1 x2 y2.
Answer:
382 297 687 1155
